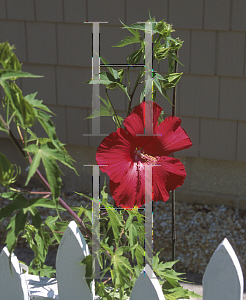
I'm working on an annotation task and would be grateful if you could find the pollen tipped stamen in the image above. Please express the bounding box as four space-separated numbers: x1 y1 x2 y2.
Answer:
140 153 157 165
134 148 158 165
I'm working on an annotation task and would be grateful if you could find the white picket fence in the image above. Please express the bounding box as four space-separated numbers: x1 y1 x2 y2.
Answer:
0 220 244 300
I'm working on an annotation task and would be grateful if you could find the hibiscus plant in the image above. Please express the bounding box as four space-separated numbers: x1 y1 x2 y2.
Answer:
0 15 201 300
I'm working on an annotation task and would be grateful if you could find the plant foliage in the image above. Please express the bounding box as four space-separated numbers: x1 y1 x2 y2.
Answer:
0 15 201 299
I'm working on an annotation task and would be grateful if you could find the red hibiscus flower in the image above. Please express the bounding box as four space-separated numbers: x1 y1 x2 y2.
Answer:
96 101 192 208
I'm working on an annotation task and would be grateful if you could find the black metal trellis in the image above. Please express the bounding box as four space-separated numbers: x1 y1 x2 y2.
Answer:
171 50 178 266
88 20 180 278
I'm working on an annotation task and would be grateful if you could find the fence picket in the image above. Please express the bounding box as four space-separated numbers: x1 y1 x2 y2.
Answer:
203 238 244 300
130 264 166 300
0 246 29 300
56 220 95 300
1 222 245 299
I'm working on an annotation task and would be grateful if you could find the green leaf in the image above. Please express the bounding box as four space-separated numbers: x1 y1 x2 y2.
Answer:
186 290 202 298
139 89 145 103
158 110 165 125
166 72 182 85
24 141 77 200
100 57 119 79
111 248 133 287
0 203 17 221
101 242 114 257
54 221 69 233
5 209 27 253
36 265 56 278
85 208 92 223
95 281 110 300
0 114 9 134
163 269 185 282
84 95 124 127
154 45 169 60
29 197 64 210
101 177 108 203
45 216 59 228
80 255 94 292
125 216 140 259
22 224 39 254
25 144 41 186
26 128 38 141
0 152 20 185
42 141 77 172
75 191 93 202
0 191 24 200
119 19 142 40
154 20 174 37
163 284 202 299
45 216 62 244
86 71 130 101
34 230 49 263
25 92 54 114
107 209 124 243
127 49 143 64
125 214 134 230
84 95 114 118
41 151 62 202
0 70 42 80
160 260 179 269
152 73 168 100
164 286 189 299
36 110 76 167
113 35 141 47
24 143 62 202
121 22 159 34
0 42 21 70
28 207 42 229
0 193 29 222
3 83 36 127
86 71 116 85
135 243 145 267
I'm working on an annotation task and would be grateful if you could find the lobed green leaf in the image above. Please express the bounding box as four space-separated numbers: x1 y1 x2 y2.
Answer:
113 35 141 48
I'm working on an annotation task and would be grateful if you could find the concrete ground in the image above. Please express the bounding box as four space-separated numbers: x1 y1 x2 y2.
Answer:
180 282 246 300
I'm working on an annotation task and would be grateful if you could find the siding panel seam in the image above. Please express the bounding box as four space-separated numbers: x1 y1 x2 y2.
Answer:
5 0 8 19
235 120 238 161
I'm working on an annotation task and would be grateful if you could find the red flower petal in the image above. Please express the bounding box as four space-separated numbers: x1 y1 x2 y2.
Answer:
154 116 192 156
109 156 186 208
109 162 146 208
152 156 187 202
96 128 132 183
96 102 192 208
123 101 162 137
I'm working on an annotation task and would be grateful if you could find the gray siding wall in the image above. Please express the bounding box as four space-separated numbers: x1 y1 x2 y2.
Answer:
1 0 246 205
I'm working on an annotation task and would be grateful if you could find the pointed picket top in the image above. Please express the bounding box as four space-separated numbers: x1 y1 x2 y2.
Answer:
0 247 29 300
203 238 244 300
130 264 165 300
56 221 95 300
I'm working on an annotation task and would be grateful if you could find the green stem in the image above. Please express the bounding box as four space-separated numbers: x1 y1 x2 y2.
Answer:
127 67 131 96
9 187 51 195
24 128 27 148
7 111 16 125
105 89 121 128
127 66 144 117
0 115 93 240
6 96 9 124
2 117 117 263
